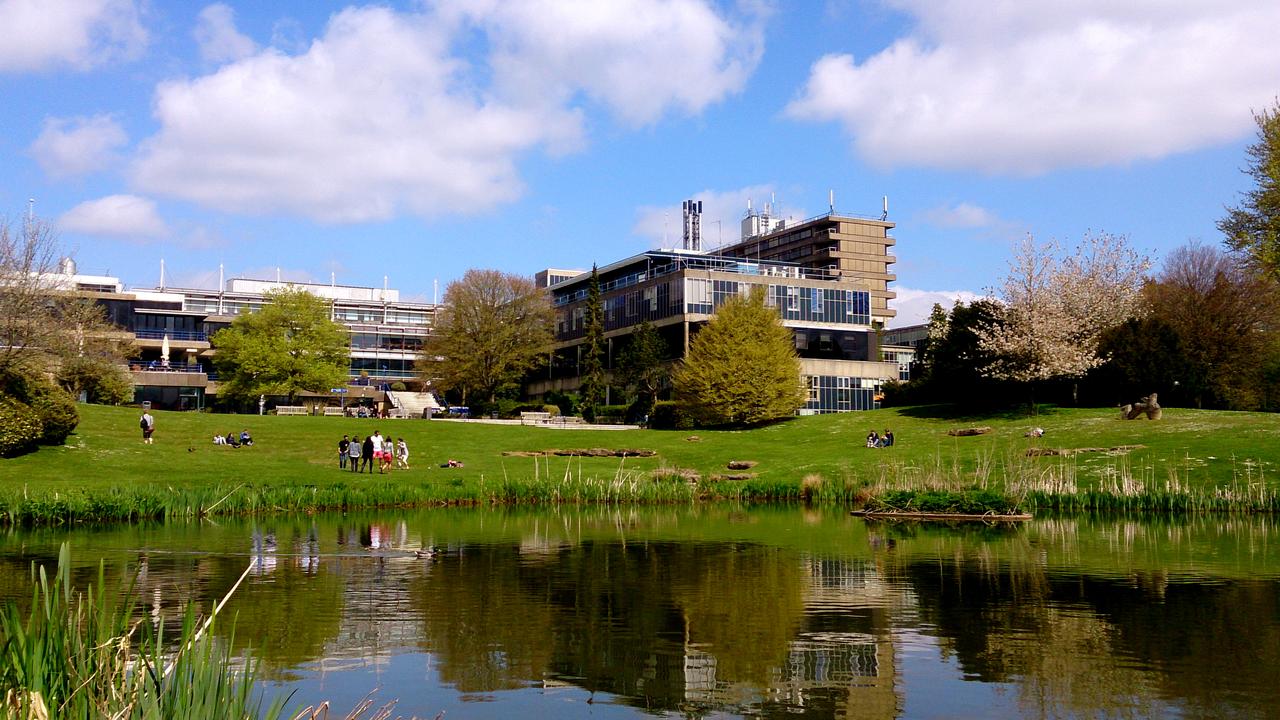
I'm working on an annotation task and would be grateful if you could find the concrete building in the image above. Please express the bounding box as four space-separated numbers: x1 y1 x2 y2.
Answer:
62 270 434 410
532 205 905 413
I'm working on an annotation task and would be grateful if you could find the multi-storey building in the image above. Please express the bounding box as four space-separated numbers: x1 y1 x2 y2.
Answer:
54 270 434 410
532 207 905 413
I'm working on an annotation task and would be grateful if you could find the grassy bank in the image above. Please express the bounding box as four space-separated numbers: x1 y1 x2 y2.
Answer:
1 403 1278 524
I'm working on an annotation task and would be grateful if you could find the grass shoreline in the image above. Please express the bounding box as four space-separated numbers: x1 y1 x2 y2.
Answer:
1 403 1278 525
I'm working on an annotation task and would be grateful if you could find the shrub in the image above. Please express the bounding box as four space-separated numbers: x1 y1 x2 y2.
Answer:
0 397 43 457
390 381 407 392
544 390 576 417
648 401 694 430
28 381 79 444
57 358 134 405
593 404 630 424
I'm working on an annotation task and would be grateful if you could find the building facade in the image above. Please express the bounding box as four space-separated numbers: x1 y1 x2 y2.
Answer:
58 272 435 410
532 210 905 413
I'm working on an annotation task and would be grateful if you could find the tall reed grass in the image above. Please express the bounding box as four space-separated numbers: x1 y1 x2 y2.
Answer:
0 544 285 719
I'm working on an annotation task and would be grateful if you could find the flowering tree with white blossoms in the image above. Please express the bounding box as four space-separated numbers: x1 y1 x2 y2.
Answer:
978 233 1150 393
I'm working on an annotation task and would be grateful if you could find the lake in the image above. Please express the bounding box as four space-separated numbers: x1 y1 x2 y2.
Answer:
1 506 1277 719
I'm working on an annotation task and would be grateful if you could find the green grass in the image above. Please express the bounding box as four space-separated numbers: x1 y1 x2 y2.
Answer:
1 403 1278 523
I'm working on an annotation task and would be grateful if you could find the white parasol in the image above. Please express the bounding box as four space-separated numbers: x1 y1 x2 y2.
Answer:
161 334 170 362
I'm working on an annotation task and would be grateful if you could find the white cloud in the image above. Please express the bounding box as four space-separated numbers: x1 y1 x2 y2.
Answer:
633 185 807 249
132 2 762 223
29 115 127 179
787 1 1280 174
442 0 767 126
919 202 998 229
59 195 168 240
889 286 984 328
193 3 255 64
0 0 145 72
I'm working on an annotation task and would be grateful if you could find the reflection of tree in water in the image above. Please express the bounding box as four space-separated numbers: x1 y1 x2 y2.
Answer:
409 541 810 712
885 551 1280 719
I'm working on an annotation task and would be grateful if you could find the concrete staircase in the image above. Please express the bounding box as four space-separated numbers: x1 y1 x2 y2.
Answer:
387 391 442 418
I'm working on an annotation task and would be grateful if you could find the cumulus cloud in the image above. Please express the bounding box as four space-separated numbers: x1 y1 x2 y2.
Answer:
0 0 146 72
633 185 806 249
919 202 999 229
132 1 762 223
29 114 127 179
59 195 168 240
889 286 984 328
787 0 1280 174
442 0 766 126
193 3 256 64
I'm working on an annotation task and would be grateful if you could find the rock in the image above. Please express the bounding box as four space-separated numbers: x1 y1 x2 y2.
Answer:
686 435 701 442
1122 393 1161 420
726 460 758 470
946 427 992 437
1025 444 1146 457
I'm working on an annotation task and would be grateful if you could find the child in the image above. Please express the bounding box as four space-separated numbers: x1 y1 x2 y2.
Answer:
396 438 409 469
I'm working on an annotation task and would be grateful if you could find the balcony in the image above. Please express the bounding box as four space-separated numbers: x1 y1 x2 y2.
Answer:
135 329 209 342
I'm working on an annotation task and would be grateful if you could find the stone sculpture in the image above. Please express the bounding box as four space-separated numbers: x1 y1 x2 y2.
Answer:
1120 393 1161 420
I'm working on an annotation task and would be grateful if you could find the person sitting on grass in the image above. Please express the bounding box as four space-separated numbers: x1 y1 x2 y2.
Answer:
240 429 253 446
226 432 240 448
866 430 880 448
882 429 894 447
213 434 226 445
440 459 464 468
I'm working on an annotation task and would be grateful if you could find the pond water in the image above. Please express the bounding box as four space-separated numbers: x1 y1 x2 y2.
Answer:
2 506 1278 719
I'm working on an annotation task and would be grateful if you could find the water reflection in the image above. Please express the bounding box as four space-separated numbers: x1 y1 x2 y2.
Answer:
1 509 1278 718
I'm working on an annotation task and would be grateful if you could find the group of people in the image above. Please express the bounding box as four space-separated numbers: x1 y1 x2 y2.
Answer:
213 429 254 447
866 429 895 448
338 431 408 473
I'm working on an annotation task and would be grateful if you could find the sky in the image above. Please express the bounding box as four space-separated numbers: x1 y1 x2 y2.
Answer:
2 0 1278 327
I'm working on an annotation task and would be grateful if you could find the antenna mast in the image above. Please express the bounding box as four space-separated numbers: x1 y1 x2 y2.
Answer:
682 199 703 251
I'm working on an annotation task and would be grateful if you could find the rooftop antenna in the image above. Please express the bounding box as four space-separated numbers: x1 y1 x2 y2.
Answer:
26 198 34 229
829 189 835 214
330 271 335 287
218 263 224 314
433 278 438 305
881 195 889 221
276 267 281 285
159 259 166 289
682 199 703 251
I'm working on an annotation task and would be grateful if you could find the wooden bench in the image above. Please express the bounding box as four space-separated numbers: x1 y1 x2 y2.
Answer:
520 411 552 425
322 407 345 416
275 406 307 416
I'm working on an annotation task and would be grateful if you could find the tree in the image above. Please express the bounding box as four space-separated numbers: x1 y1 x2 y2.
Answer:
1 215 126 380
615 319 668 419
1219 101 1280 279
420 269 554 405
673 287 805 426
577 265 605 421
211 287 350 403
1143 243 1280 409
977 233 1149 400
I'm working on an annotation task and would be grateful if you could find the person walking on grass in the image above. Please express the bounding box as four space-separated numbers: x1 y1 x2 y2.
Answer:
396 438 409 470
140 410 155 444
348 435 362 472
361 434 375 473
338 434 350 469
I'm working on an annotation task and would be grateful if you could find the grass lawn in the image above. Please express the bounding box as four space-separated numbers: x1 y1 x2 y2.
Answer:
1 403 1278 522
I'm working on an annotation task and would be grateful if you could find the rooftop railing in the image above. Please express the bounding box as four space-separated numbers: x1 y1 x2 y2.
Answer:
135 329 208 342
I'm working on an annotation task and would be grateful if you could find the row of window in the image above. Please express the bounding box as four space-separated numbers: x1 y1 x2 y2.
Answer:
805 375 880 413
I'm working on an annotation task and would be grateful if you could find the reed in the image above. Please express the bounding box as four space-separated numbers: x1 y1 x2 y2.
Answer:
0 544 284 720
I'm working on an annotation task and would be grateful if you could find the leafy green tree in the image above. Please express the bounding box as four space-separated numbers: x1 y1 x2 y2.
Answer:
1219 101 1280 279
211 288 350 403
615 319 668 419
673 287 805 426
421 269 554 405
57 356 134 405
577 265 605 421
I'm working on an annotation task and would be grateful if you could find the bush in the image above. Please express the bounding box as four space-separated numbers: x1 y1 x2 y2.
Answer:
57 358 134 405
544 390 576 417
0 397 43 457
648 401 695 430
28 381 78 444
593 404 630 424
626 395 655 424
390 381 407 392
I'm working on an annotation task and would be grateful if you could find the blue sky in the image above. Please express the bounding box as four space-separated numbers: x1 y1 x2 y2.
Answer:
2 0 1277 326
